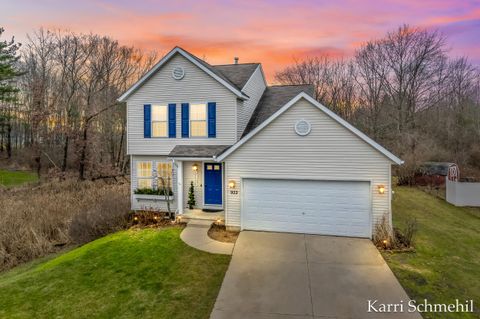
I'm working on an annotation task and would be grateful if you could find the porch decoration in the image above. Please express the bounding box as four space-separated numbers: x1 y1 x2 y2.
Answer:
187 181 196 209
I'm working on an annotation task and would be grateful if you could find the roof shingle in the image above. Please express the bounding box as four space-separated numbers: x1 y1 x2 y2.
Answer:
168 145 231 158
212 64 260 90
242 84 315 137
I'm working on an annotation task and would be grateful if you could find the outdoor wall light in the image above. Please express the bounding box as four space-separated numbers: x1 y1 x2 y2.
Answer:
378 185 386 194
228 180 236 189
192 163 198 172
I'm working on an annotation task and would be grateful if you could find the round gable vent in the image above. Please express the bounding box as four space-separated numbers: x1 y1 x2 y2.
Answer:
295 120 311 136
172 66 185 80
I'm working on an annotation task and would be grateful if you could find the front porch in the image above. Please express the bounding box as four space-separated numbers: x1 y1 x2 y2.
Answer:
169 146 229 221
181 208 225 222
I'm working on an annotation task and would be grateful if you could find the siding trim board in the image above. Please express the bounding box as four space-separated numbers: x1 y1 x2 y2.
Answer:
216 92 403 165
118 47 248 102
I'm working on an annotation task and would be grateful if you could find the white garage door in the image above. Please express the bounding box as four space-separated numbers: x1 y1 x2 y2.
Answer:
242 179 371 238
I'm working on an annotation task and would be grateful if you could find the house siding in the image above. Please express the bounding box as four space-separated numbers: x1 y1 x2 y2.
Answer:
126 53 238 155
224 98 392 230
236 66 266 138
131 155 177 211
182 161 205 209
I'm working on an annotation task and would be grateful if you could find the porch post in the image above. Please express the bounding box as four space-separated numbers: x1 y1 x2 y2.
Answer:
176 160 184 215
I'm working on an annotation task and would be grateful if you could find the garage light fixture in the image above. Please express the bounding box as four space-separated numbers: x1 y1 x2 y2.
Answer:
228 180 236 189
378 185 385 194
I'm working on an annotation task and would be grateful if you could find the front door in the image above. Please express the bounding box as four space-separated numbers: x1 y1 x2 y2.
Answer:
204 163 222 205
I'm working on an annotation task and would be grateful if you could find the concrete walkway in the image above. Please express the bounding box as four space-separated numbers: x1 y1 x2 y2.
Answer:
180 219 234 255
211 231 421 319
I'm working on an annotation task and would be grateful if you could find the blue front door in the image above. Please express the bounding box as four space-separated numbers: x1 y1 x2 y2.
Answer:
204 163 222 205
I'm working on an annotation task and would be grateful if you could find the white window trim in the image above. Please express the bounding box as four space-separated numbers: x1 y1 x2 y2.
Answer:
189 102 208 138
136 161 153 189
151 104 168 138
136 160 174 192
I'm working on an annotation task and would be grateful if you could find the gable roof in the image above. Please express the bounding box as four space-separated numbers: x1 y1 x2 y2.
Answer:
216 92 403 165
118 47 249 102
211 63 260 90
242 84 314 137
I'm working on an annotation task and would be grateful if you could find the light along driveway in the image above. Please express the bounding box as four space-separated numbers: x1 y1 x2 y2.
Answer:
211 231 421 319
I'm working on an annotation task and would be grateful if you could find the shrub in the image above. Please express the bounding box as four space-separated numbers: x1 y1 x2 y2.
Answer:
134 187 173 196
0 180 130 272
69 191 130 243
373 214 418 250
373 215 394 248
394 218 418 248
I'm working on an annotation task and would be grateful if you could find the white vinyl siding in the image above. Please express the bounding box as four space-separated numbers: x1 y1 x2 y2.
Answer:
182 161 204 209
224 98 392 232
236 65 266 138
126 54 238 155
131 155 177 211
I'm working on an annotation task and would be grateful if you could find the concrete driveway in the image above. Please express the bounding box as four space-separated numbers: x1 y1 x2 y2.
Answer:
211 231 421 319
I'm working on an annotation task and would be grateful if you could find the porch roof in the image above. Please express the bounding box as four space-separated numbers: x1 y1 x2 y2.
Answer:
168 145 231 158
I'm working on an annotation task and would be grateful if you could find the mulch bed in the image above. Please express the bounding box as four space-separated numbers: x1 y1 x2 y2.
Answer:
208 223 239 243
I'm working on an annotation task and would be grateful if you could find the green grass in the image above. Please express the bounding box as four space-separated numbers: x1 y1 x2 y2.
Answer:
0 169 38 187
0 227 231 319
384 187 480 318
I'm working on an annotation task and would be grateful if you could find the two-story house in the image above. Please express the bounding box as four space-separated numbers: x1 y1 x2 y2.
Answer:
118 47 403 238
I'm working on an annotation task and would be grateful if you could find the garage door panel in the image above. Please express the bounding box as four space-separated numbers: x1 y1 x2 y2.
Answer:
243 179 371 238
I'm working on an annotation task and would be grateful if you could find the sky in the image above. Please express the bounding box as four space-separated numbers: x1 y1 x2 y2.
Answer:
1 0 479 81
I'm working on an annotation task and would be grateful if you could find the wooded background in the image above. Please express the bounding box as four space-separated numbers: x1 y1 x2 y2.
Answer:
1 25 479 182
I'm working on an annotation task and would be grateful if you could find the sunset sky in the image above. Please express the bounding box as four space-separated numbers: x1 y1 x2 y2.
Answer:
2 0 479 81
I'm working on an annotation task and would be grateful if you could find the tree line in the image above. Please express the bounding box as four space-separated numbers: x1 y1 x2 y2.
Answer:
1 25 479 182
275 25 480 182
0 28 157 179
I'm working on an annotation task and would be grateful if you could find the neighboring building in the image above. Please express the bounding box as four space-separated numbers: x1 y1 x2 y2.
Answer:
118 47 403 238
415 162 459 186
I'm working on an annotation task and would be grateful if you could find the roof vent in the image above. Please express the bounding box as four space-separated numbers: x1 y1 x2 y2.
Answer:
234 57 239 64
295 119 311 136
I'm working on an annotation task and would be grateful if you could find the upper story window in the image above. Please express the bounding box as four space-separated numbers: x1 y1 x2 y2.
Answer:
152 105 168 137
190 103 207 137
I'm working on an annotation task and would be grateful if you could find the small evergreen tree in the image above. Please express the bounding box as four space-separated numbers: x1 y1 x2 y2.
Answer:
187 181 196 209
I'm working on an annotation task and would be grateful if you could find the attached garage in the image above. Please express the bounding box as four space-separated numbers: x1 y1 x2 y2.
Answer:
218 93 403 238
242 179 371 238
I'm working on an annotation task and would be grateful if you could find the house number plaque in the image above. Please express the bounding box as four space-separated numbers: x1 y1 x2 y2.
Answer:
229 190 239 195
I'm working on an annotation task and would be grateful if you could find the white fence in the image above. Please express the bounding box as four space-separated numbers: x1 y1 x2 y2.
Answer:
446 178 480 207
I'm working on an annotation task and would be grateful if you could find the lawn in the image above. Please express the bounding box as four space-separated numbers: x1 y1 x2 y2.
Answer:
0 226 231 319
0 169 38 187
384 187 480 318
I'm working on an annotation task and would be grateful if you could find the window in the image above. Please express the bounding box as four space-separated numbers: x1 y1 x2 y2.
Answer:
137 162 152 189
152 105 168 137
156 162 172 189
190 103 207 137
